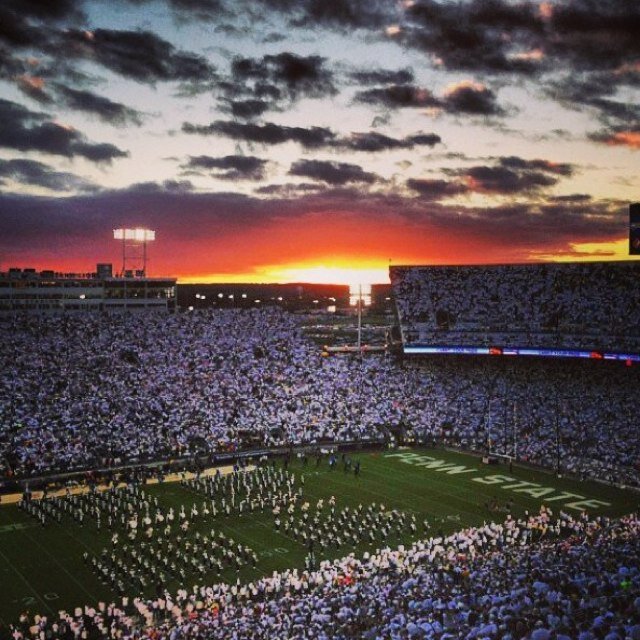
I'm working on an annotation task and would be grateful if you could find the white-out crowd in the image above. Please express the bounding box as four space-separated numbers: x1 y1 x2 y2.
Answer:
0 307 638 485
391 262 640 351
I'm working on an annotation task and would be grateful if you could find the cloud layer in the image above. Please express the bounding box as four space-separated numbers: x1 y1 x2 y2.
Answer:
0 0 638 275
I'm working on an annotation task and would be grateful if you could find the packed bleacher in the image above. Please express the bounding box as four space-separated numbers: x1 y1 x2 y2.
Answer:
1 307 639 485
391 262 640 352
0 308 381 478
7 510 640 639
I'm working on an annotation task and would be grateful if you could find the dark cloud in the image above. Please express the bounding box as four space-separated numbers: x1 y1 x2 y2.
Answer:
354 84 439 109
348 67 414 86
184 154 268 180
168 0 227 20
183 117 441 154
0 98 128 163
10 0 82 21
213 0 394 32
406 178 468 200
442 82 505 116
0 158 97 192
216 52 337 119
548 69 640 114
394 0 640 87
119 0 229 22
0 183 277 257
72 141 130 163
548 194 592 203
547 69 640 146
0 6 41 48
55 85 143 126
229 52 336 102
446 155 575 195
16 75 54 104
261 32 286 43
0 0 81 48
546 0 640 71
255 182 322 195
587 127 640 150
0 46 28 78
226 99 272 119
423 199 625 253
0 183 624 266
127 179 195 194
499 156 573 177
287 0 394 30
289 159 379 185
182 116 445 157
338 131 441 152
182 119 336 148
355 81 506 117
405 133 443 148
401 0 544 75
462 166 554 194
61 28 216 84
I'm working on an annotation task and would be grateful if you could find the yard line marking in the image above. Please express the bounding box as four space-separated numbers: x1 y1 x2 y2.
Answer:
0 545 54 615
20 529 100 604
358 463 484 519
0 522 38 534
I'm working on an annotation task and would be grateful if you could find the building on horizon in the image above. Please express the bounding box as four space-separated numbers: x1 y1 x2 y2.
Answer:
0 264 176 314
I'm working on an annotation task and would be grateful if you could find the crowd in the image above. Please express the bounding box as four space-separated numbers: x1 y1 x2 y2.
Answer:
391 262 640 351
7 509 640 639
1 307 639 485
400 356 640 487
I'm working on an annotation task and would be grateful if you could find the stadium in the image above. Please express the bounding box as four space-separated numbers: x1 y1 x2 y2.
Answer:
0 260 638 640
2 0 640 635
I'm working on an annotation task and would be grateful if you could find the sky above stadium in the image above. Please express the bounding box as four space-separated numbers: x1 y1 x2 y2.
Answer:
0 0 639 284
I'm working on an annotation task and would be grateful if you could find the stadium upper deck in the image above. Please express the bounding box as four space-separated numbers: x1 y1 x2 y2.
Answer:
390 261 640 357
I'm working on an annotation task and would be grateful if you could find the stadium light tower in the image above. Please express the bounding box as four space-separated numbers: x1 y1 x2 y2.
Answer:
113 228 155 277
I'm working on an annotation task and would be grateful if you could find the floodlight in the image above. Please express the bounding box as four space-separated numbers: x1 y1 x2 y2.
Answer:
113 228 155 242
113 228 156 276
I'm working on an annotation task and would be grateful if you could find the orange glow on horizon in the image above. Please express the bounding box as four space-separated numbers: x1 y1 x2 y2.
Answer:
178 260 392 286
531 238 640 262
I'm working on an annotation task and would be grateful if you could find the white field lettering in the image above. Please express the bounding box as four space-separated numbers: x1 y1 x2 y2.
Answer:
384 451 610 511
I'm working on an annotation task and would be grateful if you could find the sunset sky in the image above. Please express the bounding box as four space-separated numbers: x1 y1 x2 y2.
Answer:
0 0 638 284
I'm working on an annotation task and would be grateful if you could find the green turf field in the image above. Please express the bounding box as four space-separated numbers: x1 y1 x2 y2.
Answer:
0 447 636 630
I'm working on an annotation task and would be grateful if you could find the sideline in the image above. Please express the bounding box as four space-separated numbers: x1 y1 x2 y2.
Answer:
0 464 254 505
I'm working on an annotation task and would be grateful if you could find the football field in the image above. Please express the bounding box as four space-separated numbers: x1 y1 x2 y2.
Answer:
0 447 636 631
